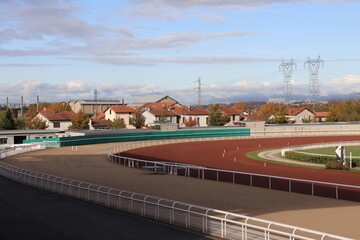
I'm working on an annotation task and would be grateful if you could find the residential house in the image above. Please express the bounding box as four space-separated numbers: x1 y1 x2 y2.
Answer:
104 106 136 129
287 107 315 123
142 107 179 126
89 119 113 130
314 112 329 122
34 110 77 131
172 107 210 127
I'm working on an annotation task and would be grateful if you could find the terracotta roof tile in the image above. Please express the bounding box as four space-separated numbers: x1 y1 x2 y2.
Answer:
40 111 77 121
315 112 329 117
110 106 136 113
91 120 113 127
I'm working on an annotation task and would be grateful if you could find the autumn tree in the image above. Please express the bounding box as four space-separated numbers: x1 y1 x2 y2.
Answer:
207 104 228 126
183 117 197 127
129 110 145 129
258 103 288 123
112 117 126 129
327 100 360 122
27 116 48 129
68 111 89 130
231 102 246 111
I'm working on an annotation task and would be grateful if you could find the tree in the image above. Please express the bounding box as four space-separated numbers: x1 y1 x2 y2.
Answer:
257 103 288 123
112 117 126 129
154 106 170 124
183 117 197 127
327 100 360 122
68 111 89 130
231 102 246 111
15 117 26 129
207 104 227 126
0 109 15 130
27 116 48 129
129 110 145 129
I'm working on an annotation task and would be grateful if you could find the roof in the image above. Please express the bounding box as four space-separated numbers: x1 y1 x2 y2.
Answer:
91 120 113 127
39 111 77 121
315 112 329 117
173 107 209 115
246 114 266 121
287 107 314 116
148 108 178 116
128 95 181 107
90 110 106 120
69 100 122 104
141 102 177 110
109 106 136 113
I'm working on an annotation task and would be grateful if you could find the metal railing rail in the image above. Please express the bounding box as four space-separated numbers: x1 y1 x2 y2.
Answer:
107 139 360 202
0 146 352 240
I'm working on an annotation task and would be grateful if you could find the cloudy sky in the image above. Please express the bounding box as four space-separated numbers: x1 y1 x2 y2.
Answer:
1 0 360 105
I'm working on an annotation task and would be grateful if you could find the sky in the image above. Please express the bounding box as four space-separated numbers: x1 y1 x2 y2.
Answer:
1 0 360 105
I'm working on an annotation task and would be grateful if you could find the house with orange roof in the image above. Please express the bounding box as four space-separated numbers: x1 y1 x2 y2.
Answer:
142 107 179 126
89 119 113 130
171 107 210 127
287 107 315 123
34 110 77 131
314 112 329 122
104 106 136 129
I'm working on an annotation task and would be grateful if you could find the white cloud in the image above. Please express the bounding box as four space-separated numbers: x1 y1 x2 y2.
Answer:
2 75 360 105
69 55 279 66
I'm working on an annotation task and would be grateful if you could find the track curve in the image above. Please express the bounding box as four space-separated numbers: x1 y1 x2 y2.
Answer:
121 136 360 186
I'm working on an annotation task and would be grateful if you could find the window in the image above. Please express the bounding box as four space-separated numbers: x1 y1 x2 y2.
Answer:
183 117 185 123
35 137 40 139
232 115 235 121
53 122 60 128
110 110 112 114
0 138 7 144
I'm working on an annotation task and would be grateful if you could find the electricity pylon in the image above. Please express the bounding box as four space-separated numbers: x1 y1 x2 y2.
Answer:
304 56 324 105
279 59 297 104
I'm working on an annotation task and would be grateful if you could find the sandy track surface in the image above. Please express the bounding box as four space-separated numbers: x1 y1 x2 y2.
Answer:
3 141 360 239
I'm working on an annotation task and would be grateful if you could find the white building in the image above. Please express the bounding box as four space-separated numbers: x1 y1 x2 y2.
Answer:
34 111 77 131
104 106 136 129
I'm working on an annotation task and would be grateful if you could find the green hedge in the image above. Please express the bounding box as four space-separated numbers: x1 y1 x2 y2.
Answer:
285 151 360 166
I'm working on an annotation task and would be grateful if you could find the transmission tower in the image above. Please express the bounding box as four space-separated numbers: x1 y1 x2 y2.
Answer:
194 78 203 108
279 59 297 104
304 56 324 105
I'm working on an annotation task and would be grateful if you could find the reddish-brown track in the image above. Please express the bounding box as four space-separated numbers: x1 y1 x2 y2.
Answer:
123 136 360 186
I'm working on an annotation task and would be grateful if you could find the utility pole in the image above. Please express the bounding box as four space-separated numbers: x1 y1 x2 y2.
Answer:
304 56 324 105
94 89 98 119
279 59 297 104
194 78 203 108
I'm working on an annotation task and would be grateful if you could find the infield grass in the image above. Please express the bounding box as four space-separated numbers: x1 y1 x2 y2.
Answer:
298 146 360 156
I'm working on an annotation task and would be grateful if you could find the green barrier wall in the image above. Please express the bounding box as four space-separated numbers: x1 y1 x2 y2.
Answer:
24 129 250 146
23 138 60 144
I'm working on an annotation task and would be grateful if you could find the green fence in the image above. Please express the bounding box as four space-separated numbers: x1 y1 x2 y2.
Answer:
24 128 250 147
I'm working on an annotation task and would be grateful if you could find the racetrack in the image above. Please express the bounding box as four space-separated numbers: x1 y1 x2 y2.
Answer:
122 136 360 186
2 136 360 239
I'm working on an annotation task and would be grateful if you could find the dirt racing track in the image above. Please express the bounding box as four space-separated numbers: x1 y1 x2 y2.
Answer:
3 135 360 239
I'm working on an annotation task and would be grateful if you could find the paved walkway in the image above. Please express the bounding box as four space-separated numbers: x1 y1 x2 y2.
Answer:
3 143 360 239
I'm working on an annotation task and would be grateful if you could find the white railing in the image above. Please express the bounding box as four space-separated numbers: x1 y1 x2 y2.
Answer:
107 140 360 203
0 146 353 240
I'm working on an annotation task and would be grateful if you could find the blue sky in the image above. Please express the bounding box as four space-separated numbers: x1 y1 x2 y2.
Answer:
1 0 360 105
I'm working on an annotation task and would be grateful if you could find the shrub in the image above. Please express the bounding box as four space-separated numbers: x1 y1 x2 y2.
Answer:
325 161 349 170
284 151 337 164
